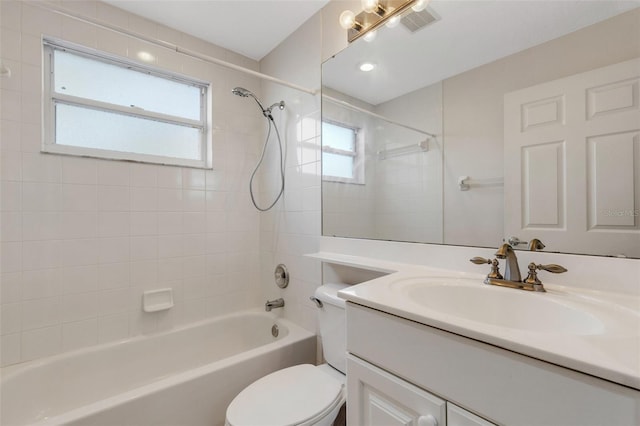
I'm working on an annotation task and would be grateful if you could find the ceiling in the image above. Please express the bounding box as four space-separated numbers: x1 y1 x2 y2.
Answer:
323 0 640 105
102 0 330 61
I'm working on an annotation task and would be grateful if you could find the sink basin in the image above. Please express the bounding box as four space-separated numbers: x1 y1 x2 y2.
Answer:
391 277 634 336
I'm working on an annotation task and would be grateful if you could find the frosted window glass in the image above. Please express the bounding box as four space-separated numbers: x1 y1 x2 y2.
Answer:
323 121 355 151
323 152 354 179
56 104 201 160
54 50 201 120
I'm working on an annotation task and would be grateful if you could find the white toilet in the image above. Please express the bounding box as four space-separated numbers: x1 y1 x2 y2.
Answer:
225 283 349 426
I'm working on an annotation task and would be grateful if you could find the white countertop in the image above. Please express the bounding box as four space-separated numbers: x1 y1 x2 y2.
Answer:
309 252 640 391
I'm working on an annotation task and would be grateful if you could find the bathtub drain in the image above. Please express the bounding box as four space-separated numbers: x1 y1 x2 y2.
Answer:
271 324 279 337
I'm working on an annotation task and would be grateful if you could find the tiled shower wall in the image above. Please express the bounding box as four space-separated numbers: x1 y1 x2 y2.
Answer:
0 0 265 366
258 13 323 333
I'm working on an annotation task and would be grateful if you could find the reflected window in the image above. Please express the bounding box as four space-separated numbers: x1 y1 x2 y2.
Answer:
43 38 211 168
322 120 364 184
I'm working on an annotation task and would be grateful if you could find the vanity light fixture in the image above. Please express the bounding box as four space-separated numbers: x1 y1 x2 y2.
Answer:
339 0 420 43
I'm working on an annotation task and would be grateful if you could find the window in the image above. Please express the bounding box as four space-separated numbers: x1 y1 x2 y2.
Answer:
322 120 364 184
43 39 211 168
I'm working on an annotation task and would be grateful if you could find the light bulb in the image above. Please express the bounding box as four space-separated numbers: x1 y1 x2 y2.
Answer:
339 10 356 29
359 62 376 72
386 15 401 28
361 0 379 13
412 0 429 12
363 30 377 42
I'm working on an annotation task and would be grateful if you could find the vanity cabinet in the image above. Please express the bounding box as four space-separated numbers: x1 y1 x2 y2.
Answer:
347 355 446 425
348 354 494 426
346 303 640 426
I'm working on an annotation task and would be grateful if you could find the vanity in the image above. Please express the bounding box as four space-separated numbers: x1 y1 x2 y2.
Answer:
310 248 640 426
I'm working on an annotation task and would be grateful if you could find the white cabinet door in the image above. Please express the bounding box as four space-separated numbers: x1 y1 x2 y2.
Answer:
504 58 640 257
347 355 446 426
447 403 495 426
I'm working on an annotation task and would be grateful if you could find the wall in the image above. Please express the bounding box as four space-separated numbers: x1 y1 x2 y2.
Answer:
0 0 264 366
322 87 377 239
374 82 443 243
443 8 640 247
258 12 323 332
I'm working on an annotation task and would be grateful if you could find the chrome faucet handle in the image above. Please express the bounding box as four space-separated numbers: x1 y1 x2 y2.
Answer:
470 257 503 280
523 263 567 292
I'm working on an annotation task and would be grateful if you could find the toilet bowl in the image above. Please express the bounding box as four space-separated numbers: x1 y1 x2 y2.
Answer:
225 283 350 426
225 364 345 426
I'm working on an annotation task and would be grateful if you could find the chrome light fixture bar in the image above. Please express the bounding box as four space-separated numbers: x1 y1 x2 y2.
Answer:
340 0 427 43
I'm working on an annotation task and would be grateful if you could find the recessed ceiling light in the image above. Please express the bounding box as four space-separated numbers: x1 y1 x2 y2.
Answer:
359 62 376 72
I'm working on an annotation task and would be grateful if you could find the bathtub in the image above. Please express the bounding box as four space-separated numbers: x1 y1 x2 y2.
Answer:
0 310 316 426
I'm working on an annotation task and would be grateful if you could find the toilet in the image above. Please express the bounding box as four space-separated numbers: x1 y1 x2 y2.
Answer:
225 283 349 426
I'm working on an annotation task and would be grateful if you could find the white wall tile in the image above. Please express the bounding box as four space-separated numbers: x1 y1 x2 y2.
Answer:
130 212 158 236
98 262 130 290
21 325 62 361
61 292 98 323
1 212 22 241
1 149 22 181
21 3 62 37
61 184 98 212
60 16 98 47
62 318 98 351
20 34 41 67
157 188 183 211
99 186 130 211
60 265 98 295
157 166 182 188
1 272 22 304
97 313 129 343
130 187 157 211
21 297 61 331
62 157 98 185
22 268 61 301
0 119 21 152
0 333 21 367
22 240 59 270
59 212 98 239
0 1 21 32
22 182 61 211
22 212 59 241
98 212 130 237
130 164 158 187
59 239 99 267
98 160 130 186
130 236 158 261
98 237 130 264
1 181 21 211
157 212 182 235
22 153 62 183
1 28 21 61
0 302 21 334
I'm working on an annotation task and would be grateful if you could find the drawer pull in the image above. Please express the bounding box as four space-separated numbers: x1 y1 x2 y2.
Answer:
418 414 437 426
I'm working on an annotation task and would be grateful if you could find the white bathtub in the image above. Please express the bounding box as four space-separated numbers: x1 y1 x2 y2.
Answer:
0 310 316 426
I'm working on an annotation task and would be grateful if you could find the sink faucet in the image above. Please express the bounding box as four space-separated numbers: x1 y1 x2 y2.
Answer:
470 244 567 292
495 243 521 282
265 298 285 312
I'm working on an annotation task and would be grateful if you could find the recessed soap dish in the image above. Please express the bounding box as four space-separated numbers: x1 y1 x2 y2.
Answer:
143 288 174 312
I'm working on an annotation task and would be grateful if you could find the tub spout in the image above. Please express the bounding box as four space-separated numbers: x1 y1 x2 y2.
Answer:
265 298 285 312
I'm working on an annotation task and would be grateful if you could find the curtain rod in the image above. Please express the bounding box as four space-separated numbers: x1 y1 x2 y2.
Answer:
322 94 436 137
33 2 318 96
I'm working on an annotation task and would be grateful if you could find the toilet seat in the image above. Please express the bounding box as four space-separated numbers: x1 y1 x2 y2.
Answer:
226 364 344 426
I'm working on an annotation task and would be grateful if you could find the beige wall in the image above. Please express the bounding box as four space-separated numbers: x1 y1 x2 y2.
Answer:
442 8 640 247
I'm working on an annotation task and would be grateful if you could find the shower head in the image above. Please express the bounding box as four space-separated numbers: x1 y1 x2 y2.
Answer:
231 87 252 97
231 87 285 119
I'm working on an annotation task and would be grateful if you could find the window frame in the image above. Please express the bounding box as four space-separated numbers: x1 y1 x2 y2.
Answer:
42 38 212 169
321 119 365 184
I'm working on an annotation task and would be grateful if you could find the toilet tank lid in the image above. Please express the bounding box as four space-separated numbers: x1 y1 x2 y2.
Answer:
314 283 351 307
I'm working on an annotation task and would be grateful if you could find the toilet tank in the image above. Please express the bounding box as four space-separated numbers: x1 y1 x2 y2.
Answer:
314 283 350 374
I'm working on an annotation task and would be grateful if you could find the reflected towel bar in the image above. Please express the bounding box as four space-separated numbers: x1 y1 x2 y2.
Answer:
378 140 429 160
458 176 504 191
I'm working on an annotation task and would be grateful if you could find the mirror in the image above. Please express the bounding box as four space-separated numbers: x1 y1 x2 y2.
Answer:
321 1 640 258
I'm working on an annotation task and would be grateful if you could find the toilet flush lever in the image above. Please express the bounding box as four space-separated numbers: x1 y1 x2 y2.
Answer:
309 296 323 308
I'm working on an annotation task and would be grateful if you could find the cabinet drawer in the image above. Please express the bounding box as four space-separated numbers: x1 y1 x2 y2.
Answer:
347 354 446 426
346 303 640 426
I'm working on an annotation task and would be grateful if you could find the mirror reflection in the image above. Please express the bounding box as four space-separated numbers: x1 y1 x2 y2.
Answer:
321 1 640 258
